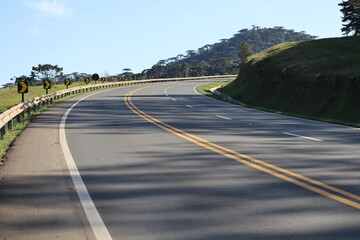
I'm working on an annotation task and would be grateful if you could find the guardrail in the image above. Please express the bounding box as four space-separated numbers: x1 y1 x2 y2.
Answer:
0 75 236 138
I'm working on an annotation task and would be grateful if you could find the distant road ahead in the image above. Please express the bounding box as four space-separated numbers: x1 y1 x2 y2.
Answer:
64 80 360 240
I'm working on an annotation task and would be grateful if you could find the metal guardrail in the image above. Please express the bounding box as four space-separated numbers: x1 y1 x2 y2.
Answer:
0 75 236 137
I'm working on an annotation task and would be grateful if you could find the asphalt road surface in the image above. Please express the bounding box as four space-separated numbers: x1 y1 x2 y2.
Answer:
1 79 360 239
66 80 360 240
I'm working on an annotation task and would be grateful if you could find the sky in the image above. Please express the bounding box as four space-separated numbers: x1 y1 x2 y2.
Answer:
0 0 343 87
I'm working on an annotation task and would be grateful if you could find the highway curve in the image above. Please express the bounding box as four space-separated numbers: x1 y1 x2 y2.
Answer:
1 79 360 239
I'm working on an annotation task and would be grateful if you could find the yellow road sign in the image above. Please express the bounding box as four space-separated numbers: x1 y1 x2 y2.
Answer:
43 80 51 89
18 81 28 93
101 77 106 82
84 78 90 84
64 79 71 86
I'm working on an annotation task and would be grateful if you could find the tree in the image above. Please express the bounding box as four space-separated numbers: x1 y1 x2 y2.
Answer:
31 64 63 84
176 54 185 61
11 75 36 85
198 61 210 76
2 83 14 88
339 0 360 36
186 50 197 58
157 60 167 66
150 64 168 78
238 42 253 62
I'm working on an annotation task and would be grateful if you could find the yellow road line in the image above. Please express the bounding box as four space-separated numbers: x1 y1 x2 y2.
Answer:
124 86 360 210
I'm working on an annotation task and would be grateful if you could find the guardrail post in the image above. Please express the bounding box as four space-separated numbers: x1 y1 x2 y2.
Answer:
7 119 13 130
17 113 22 123
0 126 5 139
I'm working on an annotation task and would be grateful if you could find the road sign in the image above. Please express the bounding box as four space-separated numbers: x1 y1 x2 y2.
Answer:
18 81 28 102
84 78 90 84
101 77 106 83
43 80 51 89
18 81 28 93
118 76 122 81
92 73 99 81
133 75 137 80
64 79 71 86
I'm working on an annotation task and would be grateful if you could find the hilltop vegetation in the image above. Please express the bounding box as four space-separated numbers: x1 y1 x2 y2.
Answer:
220 36 360 125
159 26 316 66
145 26 317 78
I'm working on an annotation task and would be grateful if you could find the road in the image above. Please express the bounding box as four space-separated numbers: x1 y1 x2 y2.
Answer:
65 80 359 239
1 79 360 239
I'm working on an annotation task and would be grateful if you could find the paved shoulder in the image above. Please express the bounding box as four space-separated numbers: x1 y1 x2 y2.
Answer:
0 96 95 240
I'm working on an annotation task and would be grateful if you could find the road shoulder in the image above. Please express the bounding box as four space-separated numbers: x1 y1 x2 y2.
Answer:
0 95 95 240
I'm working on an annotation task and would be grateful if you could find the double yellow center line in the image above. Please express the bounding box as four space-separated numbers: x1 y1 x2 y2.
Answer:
124 86 360 210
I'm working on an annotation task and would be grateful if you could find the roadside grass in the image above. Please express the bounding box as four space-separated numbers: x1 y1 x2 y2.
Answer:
197 81 360 128
0 121 28 163
195 81 230 99
0 81 96 113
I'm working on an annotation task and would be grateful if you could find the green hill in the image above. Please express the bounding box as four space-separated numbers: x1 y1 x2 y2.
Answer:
220 36 360 125
143 27 317 78
158 26 317 66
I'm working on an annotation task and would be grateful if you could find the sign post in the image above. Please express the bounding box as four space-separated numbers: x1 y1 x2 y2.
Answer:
18 81 28 102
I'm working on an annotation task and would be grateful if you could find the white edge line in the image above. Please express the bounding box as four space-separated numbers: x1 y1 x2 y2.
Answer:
59 92 113 240
282 132 323 142
186 105 194 108
216 115 232 120
171 98 177 101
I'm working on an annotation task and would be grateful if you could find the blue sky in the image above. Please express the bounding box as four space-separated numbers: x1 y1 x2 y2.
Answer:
0 0 343 86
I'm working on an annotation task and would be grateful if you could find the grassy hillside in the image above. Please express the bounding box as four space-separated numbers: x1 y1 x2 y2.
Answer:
220 36 360 125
